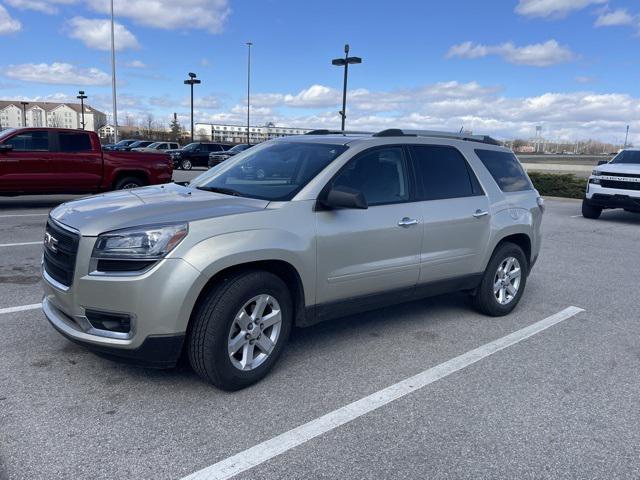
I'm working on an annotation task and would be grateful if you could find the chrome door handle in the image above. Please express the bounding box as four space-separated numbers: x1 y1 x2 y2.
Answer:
472 210 489 218
398 217 419 227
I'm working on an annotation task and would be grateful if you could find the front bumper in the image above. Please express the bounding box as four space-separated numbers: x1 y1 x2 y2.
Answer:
43 297 184 367
586 185 640 211
42 241 204 367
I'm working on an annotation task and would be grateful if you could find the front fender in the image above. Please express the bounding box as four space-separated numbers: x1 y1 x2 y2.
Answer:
181 228 316 306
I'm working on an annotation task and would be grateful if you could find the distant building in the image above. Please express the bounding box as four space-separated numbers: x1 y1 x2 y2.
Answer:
194 122 312 144
0 100 107 132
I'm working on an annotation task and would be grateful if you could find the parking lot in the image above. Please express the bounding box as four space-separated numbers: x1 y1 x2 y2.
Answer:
1 175 640 479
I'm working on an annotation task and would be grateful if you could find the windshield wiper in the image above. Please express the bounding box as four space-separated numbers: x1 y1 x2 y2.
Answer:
196 186 243 197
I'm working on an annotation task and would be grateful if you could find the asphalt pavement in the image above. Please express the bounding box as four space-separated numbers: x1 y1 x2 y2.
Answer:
1 179 639 480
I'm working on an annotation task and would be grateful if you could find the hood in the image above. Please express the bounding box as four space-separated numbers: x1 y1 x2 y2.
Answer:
50 183 269 236
596 163 640 175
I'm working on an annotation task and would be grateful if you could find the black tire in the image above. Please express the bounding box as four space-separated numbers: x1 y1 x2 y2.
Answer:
581 199 602 219
187 270 293 390
181 159 193 170
114 176 145 190
472 242 528 317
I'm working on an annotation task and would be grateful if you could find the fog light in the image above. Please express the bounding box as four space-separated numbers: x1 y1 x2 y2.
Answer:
85 309 131 334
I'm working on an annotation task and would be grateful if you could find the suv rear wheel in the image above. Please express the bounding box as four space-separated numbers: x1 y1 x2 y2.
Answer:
472 242 528 316
187 270 292 390
581 199 602 219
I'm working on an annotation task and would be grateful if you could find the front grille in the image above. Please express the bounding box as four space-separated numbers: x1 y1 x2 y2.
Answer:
600 171 640 179
600 180 640 191
43 220 80 287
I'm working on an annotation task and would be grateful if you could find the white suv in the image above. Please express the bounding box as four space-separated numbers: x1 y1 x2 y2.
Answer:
583 149 640 219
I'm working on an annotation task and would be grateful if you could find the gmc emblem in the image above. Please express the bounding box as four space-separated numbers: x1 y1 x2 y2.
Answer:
44 232 59 253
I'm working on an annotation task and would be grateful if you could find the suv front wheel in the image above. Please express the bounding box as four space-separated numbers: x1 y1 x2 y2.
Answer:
187 270 292 390
581 199 602 219
472 242 528 316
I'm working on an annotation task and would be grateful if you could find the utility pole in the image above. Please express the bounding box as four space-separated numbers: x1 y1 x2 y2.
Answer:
110 0 118 142
77 90 87 130
246 41 252 145
20 102 29 127
184 72 201 143
331 44 362 132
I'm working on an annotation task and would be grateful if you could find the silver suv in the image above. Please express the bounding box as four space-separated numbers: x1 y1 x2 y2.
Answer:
42 129 544 390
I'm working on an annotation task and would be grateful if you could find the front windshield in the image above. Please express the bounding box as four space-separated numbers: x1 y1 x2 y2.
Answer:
115 139 134 146
611 150 640 164
182 143 198 151
191 141 347 201
230 144 249 153
0 128 15 140
148 142 161 148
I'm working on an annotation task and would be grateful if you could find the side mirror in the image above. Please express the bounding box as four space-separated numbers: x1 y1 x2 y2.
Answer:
597 160 608 166
321 186 368 210
0 144 13 152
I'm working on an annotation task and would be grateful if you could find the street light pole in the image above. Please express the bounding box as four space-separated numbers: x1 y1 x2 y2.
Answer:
109 0 118 142
624 125 630 148
184 72 201 143
246 41 252 145
331 44 362 132
77 90 87 130
20 101 29 127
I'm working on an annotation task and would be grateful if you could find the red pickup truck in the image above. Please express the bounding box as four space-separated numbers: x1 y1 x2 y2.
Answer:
0 128 172 195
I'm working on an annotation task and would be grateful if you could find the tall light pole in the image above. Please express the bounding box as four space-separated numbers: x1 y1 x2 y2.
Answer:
246 41 252 145
109 0 118 142
624 125 630 148
331 44 362 132
184 72 201 143
20 101 29 127
77 90 87 130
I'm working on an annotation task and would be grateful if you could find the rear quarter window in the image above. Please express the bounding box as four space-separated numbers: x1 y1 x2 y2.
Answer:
58 132 92 152
475 149 532 192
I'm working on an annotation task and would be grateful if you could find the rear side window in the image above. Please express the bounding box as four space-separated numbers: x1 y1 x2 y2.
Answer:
475 149 532 192
410 145 483 200
5 131 49 151
58 132 92 152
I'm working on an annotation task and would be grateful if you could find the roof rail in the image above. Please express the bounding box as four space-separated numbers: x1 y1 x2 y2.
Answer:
372 128 502 146
305 129 372 136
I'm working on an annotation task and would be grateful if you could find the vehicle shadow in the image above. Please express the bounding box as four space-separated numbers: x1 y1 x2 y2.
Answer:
0 195 80 211
593 210 640 225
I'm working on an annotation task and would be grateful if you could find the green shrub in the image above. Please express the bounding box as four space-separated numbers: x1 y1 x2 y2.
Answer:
527 172 586 199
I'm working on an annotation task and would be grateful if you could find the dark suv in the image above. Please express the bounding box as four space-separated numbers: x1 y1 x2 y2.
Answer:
171 142 231 170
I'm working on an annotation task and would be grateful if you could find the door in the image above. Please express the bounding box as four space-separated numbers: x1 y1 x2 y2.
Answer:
408 145 491 284
49 131 102 192
315 146 423 305
0 130 52 192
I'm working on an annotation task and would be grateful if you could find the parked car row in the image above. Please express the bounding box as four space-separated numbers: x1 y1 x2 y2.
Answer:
170 142 232 170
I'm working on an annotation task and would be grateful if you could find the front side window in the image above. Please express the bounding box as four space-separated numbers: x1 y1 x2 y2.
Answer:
475 149 532 192
410 145 482 200
5 131 49 151
332 147 409 206
192 141 347 201
58 132 92 152
610 150 640 164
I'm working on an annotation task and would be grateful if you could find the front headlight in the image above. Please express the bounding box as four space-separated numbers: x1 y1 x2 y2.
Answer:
92 223 188 260
591 170 600 176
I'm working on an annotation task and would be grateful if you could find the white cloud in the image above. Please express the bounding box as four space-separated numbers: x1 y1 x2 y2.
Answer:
594 8 635 27
515 0 606 19
68 17 139 51
0 4 21 34
126 60 146 68
5 0 75 14
87 0 230 33
5 62 111 85
447 40 574 67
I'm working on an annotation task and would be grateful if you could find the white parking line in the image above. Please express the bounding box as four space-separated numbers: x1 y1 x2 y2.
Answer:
182 306 585 480
0 241 43 248
570 214 583 218
0 213 48 218
0 303 42 315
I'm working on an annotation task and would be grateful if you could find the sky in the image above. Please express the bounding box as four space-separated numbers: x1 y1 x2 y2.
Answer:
0 0 639 143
